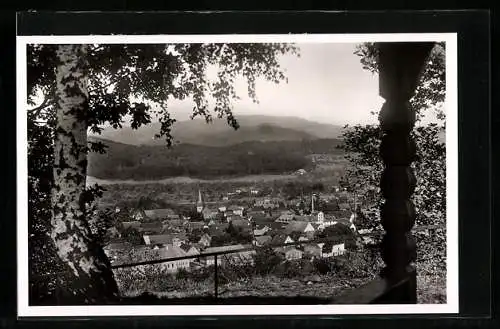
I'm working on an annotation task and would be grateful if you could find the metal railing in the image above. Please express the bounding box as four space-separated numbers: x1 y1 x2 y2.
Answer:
109 224 444 299
29 224 444 301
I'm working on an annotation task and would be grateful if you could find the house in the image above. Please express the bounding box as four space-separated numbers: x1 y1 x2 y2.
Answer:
253 226 270 237
321 242 346 258
284 221 315 235
208 223 229 237
201 244 253 266
330 218 357 231
275 210 296 223
161 220 184 233
198 233 212 248
253 235 272 247
143 208 178 221
187 221 206 231
157 245 191 273
201 207 219 220
268 221 286 232
254 198 277 209
230 218 252 231
303 244 322 259
247 209 266 217
276 247 303 260
228 205 245 216
179 243 201 261
130 209 146 221
226 214 245 223
121 221 141 230
139 221 164 234
271 234 294 246
143 233 187 247
106 226 121 238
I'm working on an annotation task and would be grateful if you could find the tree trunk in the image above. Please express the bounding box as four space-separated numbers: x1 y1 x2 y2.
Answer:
51 44 118 304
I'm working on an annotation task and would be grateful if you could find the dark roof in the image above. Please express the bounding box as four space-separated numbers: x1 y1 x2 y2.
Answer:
179 243 192 252
255 235 272 245
231 218 251 228
157 245 188 259
268 222 286 231
284 221 314 234
121 221 141 229
271 234 290 245
140 222 164 233
144 233 187 245
104 241 133 251
187 221 206 229
144 208 177 220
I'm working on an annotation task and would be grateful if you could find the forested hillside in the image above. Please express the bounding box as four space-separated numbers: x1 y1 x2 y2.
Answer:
87 137 343 180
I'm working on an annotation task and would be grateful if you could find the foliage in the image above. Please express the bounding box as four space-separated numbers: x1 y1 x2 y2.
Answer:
312 258 333 274
354 42 446 121
253 247 284 275
87 138 340 180
210 222 253 247
317 224 357 250
120 227 143 245
28 42 299 302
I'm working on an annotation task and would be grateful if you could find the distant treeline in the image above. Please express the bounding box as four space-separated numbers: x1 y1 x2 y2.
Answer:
87 138 343 180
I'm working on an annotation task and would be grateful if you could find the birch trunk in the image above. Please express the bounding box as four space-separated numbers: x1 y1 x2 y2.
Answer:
51 44 118 303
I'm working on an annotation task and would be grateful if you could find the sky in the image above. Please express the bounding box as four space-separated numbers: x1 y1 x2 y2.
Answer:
167 43 385 126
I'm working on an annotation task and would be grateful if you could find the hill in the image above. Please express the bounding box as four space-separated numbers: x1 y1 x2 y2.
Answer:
92 115 344 147
87 137 343 181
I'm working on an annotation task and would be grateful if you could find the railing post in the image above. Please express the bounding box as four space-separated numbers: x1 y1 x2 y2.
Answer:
377 42 434 302
214 254 218 299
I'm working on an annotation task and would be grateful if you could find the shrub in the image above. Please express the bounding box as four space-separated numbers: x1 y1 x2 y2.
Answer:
253 247 284 275
313 258 332 275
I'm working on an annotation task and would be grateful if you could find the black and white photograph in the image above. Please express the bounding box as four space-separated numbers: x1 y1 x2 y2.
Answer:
17 33 458 316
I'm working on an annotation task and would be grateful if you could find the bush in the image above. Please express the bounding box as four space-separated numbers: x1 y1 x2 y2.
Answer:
175 268 189 280
253 247 284 275
313 258 332 275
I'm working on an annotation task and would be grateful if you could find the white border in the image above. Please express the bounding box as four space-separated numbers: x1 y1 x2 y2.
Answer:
17 33 459 317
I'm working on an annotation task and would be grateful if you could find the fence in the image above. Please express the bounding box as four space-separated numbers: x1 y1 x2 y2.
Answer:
109 224 444 299
29 224 444 300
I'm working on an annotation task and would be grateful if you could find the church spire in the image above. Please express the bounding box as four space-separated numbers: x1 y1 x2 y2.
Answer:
196 189 204 213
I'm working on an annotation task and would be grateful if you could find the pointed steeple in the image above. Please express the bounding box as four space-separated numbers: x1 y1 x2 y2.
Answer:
196 189 204 213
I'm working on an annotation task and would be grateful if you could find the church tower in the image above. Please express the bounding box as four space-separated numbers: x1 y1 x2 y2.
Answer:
196 189 204 213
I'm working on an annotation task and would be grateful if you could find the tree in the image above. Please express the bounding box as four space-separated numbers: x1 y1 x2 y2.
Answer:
28 42 299 303
341 43 446 272
121 227 143 245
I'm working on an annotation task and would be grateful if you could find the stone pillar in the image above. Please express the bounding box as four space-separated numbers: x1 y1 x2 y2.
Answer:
377 43 434 287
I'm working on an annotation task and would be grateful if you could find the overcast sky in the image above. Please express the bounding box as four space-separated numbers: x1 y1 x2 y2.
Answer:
167 43 384 126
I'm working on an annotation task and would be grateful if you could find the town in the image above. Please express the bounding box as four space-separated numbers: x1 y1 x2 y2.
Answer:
102 182 367 277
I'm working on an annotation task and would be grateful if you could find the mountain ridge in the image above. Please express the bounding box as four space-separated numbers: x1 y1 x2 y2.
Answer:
90 114 344 147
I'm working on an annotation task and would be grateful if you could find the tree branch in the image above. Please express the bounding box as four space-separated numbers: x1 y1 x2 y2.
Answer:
88 70 137 95
27 94 55 117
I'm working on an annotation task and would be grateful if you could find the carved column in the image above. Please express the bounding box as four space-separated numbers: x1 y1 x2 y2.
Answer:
377 43 434 289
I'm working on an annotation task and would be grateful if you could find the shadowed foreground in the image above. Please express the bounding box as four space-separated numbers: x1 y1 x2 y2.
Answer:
119 292 332 305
